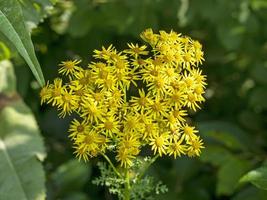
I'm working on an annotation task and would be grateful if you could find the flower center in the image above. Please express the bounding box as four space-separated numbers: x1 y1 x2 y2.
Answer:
155 136 164 147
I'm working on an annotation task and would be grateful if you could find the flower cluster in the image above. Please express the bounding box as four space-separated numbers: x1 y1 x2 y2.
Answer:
40 29 206 167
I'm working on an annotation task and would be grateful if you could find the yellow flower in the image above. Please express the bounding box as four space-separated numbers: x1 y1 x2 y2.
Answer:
74 129 104 157
130 89 152 112
143 122 158 139
116 146 136 168
141 63 160 83
97 74 116 91
187 136 205 157
119 133 141 150
74 69 95 87
124 43 148 58
192 40 205 66
162 66 178 83
171 109 187 124
183 71 196 90
167 137 187 158
190 68 207 88
57 88 79 118
99 115 120 137
184 92 201 111
123 115 140 132
166 113 179 129
149 96 168 119
81 99 105 123
113 57 129 71
46 78 64 106
113 70 130 89
91 90 106 103
130 57 148 69
140 28 159 46
58 60 81 77
74 146 90 162
168 89 187 108
68 119 90 140
91 64 110 81
41 29 207 165
181 124 198 141
40 81 52 105
149 132 169 156
93 44 115 60
148 75 169 96
128 68 140 88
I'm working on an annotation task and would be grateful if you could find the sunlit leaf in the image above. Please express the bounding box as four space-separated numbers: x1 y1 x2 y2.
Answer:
0 0 45 86
0 100 46 200
0 60 16 94
239 166 267 190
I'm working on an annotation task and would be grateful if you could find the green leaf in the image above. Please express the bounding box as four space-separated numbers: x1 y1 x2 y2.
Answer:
200 145 233 166
0 41 10 60
51 159 91 195
232 186 267 200
200 145 251 195
0 59 46 200
239 166 267 190
251 0 267 10
20 0 57 31
217 157 250 195
249 87 267 111
250 65 267 85
0 0 45 86
0 60 16 94
198 121 250 151
0 100 46 200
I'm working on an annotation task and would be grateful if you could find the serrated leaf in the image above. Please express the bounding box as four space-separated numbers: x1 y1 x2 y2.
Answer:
239 166 267 190
0 100 46 200
0 0 45 86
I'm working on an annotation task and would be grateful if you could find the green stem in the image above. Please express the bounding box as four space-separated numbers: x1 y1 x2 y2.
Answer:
101 153 122 179
124 168 131 200
138 155 159 180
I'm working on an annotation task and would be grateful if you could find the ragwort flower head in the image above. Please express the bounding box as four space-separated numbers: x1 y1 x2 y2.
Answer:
40 29 207 168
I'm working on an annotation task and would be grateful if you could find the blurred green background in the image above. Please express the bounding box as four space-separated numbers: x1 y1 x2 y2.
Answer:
2 0 267 199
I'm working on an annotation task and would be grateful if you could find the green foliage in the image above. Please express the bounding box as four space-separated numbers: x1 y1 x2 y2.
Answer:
0 100 46 200
0 0 45 86
201 145 251 195
0 42 10 60
36 0 267 199
20 0 57 31
1 0 267 199
93 159 168 200
240 165 267 190
49 159 91 199
0 60 16 94
0 60 46 200
92 162 125 199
